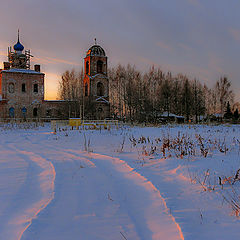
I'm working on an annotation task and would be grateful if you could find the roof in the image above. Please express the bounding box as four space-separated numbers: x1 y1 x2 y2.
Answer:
160 112 184 118
89 73 106 79
95 96 109 104
87 45 106 57
1 68 44 75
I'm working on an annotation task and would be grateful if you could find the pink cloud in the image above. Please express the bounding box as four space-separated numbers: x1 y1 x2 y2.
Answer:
156 41 173 52
34 56 80 66
229 28 240 42
139 56 213 85
178 43 192 52
208 54 224 75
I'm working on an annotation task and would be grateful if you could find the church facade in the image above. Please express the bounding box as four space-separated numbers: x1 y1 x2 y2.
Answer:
0 33 110 120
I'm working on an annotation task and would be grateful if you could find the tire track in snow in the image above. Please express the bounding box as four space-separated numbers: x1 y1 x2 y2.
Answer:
68 150 184 240
9 147 56 240
20 149 143 240
9 133 183 239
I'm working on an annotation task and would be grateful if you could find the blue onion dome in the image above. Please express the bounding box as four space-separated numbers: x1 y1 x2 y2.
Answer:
87 45 105 57
14 40 24 51
14 30 24 51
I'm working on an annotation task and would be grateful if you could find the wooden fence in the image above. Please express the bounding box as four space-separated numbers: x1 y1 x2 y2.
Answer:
51 119 119 132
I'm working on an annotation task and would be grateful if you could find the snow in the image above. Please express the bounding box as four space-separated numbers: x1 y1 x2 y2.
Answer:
0 124 240 239
95 96 109 103
2 69 43 75
161 112 184 118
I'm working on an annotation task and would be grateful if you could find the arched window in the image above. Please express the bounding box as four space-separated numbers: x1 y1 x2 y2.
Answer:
22 107 27 115
33 108 38 117
86 61 89 75
97 60 103 73
9 107 15 118
85 84 88 96
22 107 27 119
8 83 15 93
97 82 104 96
33 84 38 93
22 83 26 92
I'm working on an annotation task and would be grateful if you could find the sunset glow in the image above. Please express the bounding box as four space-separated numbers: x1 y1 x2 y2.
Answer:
44 72 60 100
0 1 240 101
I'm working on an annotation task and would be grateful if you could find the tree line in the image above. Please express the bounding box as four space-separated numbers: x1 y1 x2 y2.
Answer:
58 64 235 122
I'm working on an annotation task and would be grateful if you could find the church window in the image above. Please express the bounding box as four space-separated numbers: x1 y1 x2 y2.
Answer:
86 61 89 75
8 83 15 93
34 84 38 93
97 60 103 73
9 107 15 118
22 107 27 119
33 108 38 117
85 84 88 96
22 107 27 114
22 83 26 92
97 82 104 96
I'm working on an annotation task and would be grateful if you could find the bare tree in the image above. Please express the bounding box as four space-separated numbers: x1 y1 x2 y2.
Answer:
215 77 234 117
59 64 235 123
58 69 83 117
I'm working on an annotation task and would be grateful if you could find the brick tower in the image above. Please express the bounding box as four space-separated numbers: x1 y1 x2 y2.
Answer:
83 41 110 119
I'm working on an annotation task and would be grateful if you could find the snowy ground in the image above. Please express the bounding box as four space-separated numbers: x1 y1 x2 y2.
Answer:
0 123 240 240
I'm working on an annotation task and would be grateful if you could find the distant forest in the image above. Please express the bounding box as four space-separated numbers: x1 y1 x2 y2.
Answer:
58 64 237 122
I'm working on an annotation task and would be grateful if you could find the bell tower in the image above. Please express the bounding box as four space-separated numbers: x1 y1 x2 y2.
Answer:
83 40 110 119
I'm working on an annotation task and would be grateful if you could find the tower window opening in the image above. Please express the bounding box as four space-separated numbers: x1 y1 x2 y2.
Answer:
22 83 26 92
33 108 38 117
85 84 88 96
97 82 104 96
86 61 89 75
97 60 103 73
33 84 38 93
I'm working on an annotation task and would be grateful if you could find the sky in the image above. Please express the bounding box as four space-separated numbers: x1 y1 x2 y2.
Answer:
0 0 240 101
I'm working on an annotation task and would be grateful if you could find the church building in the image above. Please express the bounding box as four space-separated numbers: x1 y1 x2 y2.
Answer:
0 33 110 120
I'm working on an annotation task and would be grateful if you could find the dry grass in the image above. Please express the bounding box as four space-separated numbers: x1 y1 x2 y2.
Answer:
129 129 240 218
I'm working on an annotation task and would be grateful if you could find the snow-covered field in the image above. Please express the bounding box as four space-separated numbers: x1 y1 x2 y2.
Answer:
0 123 240 240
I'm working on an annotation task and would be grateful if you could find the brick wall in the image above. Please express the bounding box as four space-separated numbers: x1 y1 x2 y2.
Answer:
0 71 45 118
